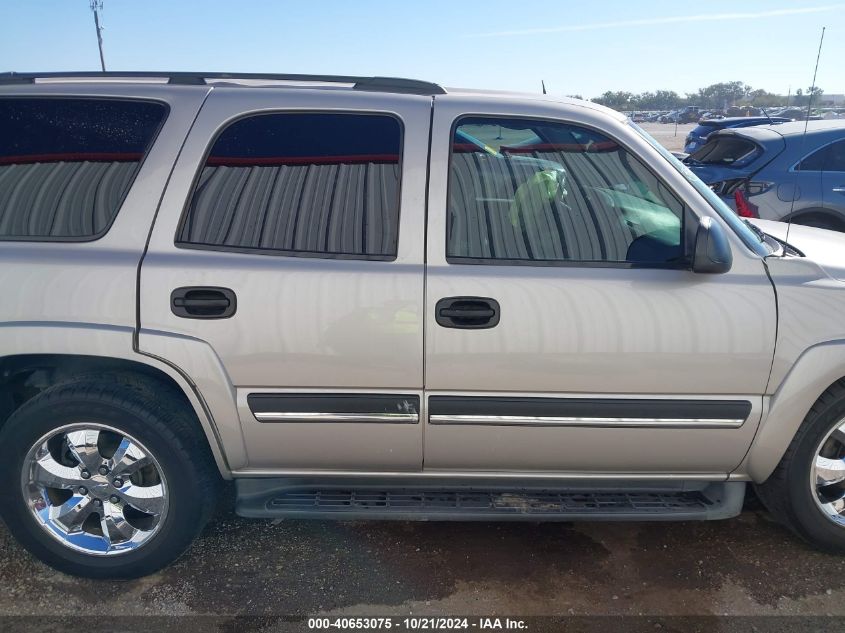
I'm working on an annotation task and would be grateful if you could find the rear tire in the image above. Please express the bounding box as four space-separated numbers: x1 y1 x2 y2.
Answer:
0 378 221 578
756 380 845 552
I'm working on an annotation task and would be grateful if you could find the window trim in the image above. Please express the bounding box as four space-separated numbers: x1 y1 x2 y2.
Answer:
444 114 692 270
790 137 845 173
0 95 170 243
174 109 406 262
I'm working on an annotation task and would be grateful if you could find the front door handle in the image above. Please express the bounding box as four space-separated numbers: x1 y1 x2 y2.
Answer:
171 287 237 319
832 187 845 193
435 297 500 329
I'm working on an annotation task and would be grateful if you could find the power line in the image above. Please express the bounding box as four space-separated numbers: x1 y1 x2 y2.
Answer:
90 0 106 71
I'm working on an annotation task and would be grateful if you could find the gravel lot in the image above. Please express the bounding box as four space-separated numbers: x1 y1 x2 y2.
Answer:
638 122 696 153
1 121 841 632
2 494 845 630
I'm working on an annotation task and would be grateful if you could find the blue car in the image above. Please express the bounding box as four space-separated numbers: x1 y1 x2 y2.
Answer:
684 120 845 231
684 117 790 154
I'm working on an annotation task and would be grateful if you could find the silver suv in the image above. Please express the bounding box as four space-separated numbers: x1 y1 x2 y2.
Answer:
3 72 845 579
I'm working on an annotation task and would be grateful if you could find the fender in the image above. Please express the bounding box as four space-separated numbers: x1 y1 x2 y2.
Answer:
0 321 244 476
743 339 845 482
137 327 246 471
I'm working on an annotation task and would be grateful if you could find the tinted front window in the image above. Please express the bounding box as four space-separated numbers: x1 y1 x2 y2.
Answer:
178 113 402 259
689 136 760 166
0 98 166 239
448 117 685 265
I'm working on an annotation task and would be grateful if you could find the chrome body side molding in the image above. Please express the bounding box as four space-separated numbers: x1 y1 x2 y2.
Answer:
249 393 421 424
254 412 418 423
427 396 752 429
428 414 745 428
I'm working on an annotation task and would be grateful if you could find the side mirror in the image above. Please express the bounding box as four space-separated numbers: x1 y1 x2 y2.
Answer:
692 217 733 274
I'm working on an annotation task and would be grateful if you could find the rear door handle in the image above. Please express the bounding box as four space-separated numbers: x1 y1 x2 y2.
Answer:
171 287 237 319
435 297 500 329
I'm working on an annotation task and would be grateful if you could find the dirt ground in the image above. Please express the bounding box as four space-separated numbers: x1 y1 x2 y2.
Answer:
638 122 696 153
2 491 845 631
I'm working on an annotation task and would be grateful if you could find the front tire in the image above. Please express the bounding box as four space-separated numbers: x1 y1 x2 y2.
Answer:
756 380 845 552
0 378 221 578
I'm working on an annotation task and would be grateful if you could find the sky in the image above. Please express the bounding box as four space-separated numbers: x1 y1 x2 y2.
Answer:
1 1 843 99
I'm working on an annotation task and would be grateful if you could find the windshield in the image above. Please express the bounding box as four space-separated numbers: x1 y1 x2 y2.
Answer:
628 122 772 256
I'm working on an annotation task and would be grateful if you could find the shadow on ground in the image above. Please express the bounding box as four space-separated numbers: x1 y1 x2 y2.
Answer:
2 489 845 619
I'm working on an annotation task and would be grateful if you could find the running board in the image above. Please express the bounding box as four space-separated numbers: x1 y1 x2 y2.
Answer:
235 479 745 522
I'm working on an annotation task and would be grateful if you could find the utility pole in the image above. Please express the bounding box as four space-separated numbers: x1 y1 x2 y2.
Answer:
90 0 106 71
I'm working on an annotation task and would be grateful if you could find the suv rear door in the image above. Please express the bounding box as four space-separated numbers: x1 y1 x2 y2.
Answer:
423 96 777 475
140 87 430 472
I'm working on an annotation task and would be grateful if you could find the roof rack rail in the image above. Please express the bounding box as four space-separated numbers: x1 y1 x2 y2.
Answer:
0 71 446 95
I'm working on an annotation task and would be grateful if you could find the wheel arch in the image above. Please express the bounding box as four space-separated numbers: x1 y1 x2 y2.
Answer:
744 340 845 482
783 207 845 231
0 322 241 477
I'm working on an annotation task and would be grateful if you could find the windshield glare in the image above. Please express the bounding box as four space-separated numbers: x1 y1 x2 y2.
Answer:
628 122 771 256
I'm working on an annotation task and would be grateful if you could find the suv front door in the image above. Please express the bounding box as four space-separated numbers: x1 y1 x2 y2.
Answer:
821 139 845 221
423 97 777 475
140 88 430 472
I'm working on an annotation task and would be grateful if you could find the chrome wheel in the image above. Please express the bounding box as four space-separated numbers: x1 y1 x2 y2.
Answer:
812 417 845 526
21 423 168 556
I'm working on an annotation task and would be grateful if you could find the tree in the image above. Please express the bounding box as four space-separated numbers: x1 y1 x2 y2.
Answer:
635 90 684 110
747 89 784 108
586 81 796 112
591 91 634 110
692 81 751 109
792 86 824 107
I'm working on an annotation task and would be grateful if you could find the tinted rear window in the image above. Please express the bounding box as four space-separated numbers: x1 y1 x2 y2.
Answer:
799 139 845 172
0 98 166 240
177 112 402 260
689 136 761 167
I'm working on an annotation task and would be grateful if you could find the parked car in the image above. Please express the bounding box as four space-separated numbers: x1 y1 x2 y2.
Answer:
772 107 823 121
821 109 845 120
5 72 845 580
659 110 679 123
684 116 791 153
677 105 702 123
726 106 764 117
660 108 699 124
685 120 845 230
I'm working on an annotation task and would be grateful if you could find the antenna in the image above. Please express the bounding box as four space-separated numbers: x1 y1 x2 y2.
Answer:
785 26 825 246
762 107 774 125
541 80 547 95
90 1 106 72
